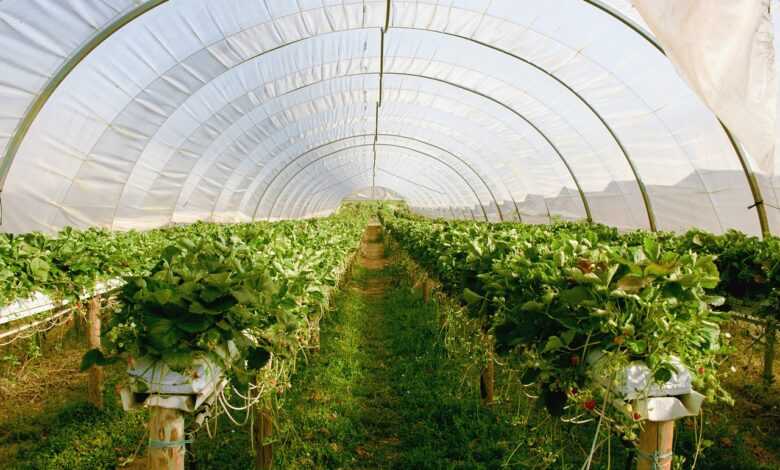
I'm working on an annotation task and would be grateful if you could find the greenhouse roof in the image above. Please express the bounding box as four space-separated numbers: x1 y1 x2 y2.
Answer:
0 0 778 234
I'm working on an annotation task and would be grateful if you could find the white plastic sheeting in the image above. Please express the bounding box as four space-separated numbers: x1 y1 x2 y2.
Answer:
0 0 777 235
633 0 777 174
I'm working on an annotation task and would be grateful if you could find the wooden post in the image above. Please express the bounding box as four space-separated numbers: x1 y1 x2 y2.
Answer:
636 420 674 470
764 319 776 387
254 407 274 469
423 279 432 303
480 353 495 405
149 406 186 470
87 295 104 409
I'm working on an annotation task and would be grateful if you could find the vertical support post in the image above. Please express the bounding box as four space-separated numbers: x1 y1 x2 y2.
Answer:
763 319 776 387
254 407 274 469
87 295 103 409
423 279 432 303
149 406 186 470
636 420 674 470
480 350 495 405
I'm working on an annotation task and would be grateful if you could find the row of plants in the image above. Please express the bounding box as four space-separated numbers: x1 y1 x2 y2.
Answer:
79 204 374 387
381 211 733 441
0 205 377 308
0 223 208 308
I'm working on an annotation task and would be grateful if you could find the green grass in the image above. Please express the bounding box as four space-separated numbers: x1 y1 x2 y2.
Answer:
0 371 148 470
192 256 531 469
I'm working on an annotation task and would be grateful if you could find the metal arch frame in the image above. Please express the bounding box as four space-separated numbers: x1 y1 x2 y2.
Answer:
226 65 597 221
294 161 460 220
280 156 460 219
245 133 489 220
297 167 458 220
286 160 455 220
296 159 466 220
290 156 484 220
9 19 592 227
188 78 520 221
166 73 525 221
189 69 584 225
264 143 489 221
381 72 594 223
299 171 450 221
298 170 444 218
190 73 534 222
0 0 766 234
250 133 503 221
10 22 596 227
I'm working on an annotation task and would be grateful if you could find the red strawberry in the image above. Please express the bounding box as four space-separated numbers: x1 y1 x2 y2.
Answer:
570 355 580 366
633 412 642 421
570 387 578 396
583 399 597 411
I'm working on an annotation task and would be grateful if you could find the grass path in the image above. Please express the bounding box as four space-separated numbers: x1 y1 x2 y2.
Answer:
269 224 519 469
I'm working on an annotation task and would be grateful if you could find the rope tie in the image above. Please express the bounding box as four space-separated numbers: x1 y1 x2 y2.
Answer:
148 439 192 449
636 449 672 470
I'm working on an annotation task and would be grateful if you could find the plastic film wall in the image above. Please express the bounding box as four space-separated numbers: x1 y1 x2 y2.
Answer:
0 0 778 235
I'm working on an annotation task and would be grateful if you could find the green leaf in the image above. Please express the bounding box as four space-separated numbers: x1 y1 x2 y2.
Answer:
616 274 647 293
153 288 174 304
462 288 483 305
559 286 589 306
162 350 195 371
146 316 182 350
626 340 647 355
176 314 214 333
543 336 564 353
561 329 576 346
520 300 545 313
161 245 182 261
642 237 660 261
29 258 50 282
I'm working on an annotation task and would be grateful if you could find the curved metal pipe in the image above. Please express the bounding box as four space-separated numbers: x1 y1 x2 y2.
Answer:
264 143 489 221
286 159 459 219
299 171 453 220
296 162 463 220
250 134 501 221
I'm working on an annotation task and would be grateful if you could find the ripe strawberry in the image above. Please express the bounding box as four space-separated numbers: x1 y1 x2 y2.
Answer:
570 355 580 366
633 412 642 421
569 387 578 396
583 399 597 411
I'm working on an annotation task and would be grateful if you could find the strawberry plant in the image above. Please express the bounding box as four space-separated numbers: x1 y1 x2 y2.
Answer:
383 213 733 438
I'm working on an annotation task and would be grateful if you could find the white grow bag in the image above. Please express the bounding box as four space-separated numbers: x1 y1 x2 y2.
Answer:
589 353 705 421
121 356 226 414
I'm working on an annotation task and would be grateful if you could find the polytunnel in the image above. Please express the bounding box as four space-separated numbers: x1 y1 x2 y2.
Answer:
0 0 778 235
